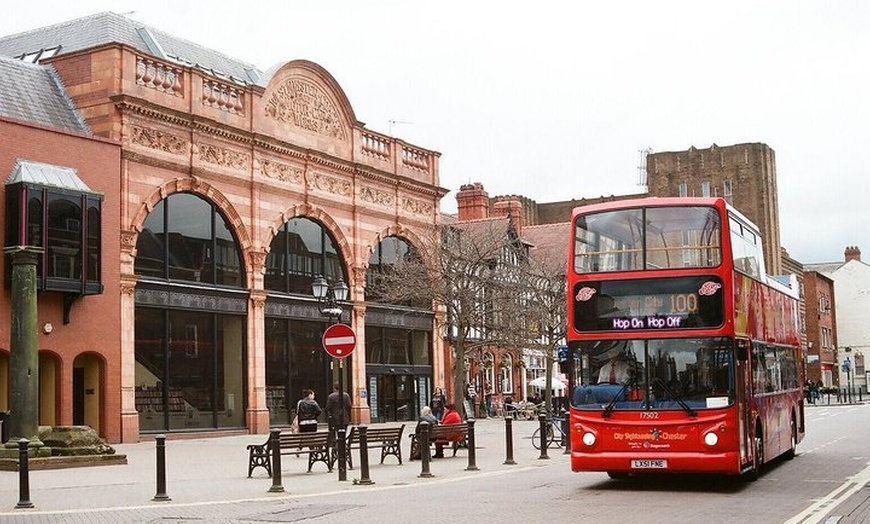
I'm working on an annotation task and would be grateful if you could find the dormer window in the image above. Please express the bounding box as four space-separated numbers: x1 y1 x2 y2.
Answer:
5 160 103 309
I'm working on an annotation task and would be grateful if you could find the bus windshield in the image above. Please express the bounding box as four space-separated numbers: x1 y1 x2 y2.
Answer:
573 336 734 411
574 206 721 273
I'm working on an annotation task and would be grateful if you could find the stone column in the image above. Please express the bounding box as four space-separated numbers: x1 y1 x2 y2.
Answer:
4 246 44 448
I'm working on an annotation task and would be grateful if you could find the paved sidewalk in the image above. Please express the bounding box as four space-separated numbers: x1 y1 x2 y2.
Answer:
0 417 561 516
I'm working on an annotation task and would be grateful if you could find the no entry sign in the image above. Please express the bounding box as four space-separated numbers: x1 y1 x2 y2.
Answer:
322 323 356 358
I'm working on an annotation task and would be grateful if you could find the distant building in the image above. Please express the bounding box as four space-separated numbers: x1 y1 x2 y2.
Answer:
805 247 869 392
645 143 782 275
801 270 837 386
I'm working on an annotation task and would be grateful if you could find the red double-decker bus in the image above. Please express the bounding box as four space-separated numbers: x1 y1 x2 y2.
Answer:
566 197 804 479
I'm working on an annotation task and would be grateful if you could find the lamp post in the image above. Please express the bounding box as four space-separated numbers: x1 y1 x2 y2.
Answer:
311 275 350 481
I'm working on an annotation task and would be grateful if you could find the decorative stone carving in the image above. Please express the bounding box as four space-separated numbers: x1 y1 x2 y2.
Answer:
120 230 138 251
249 250 268 273
259 159 304 185
130 125 187 155
359 186 394 207
264 79 346 140
198 143 249 170
305 171 352 197
400 197 433 216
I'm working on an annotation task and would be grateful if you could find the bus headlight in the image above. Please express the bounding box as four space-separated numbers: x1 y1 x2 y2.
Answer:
704 431 719 446
582 432 597 446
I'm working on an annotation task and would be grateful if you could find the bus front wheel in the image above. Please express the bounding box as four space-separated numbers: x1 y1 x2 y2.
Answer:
746 423 764 482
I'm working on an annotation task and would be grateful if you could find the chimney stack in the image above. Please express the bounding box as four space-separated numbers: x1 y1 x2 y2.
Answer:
845 246 862 262
493 195 523 235
456 183 489 221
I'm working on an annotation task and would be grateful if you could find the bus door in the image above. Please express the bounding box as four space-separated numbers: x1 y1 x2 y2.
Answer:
735 339 754 467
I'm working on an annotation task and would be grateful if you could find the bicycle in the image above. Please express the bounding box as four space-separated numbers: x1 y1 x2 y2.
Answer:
531 413 567 450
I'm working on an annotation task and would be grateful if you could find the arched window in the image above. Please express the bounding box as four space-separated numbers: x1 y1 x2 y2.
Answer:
365 236 426 306
135 192 243 286
499 353 514 393
133 192 246 433
264 217 344 294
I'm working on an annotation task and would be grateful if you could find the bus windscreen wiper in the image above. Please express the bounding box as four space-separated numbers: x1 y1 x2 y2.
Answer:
602 380 633 419
652 378 697 417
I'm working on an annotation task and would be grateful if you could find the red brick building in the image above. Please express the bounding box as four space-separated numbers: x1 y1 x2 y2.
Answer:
0 12 445 442
0 56 122 440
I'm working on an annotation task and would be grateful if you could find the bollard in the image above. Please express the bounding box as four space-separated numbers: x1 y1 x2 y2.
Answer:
337 426 347 482
503 416 516 465
418 422 434 478
356 426 374 485
16 438 33 509
561 408 571 455
538 412 550 460
268 429 284 493
465 419 479 471
152 434 171 502
860 388 863 403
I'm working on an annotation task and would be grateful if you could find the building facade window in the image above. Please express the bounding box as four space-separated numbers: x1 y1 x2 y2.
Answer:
5 165 103 295
135 192 242 286
263 216 349 427
265 217 343 294
264 318 334 426
134 192 247 433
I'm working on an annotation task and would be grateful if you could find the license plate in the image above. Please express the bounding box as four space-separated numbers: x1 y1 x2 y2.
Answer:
631 459 667 469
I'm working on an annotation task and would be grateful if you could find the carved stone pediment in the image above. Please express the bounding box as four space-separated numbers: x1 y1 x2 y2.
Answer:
265 78 346 140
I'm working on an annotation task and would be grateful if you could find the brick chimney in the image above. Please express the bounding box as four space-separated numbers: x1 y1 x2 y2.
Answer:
493 195 523 235
845 246 862 262
456 183 489 221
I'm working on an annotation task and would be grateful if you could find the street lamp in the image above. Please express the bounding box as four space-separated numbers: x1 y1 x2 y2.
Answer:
312 275 348 321
311 275 350 481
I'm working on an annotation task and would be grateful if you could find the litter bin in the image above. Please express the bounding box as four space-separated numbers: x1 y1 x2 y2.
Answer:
0 411 9 443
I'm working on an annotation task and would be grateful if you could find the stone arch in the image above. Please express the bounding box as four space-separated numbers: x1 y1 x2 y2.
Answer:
264 203 354 288
129 177 254 283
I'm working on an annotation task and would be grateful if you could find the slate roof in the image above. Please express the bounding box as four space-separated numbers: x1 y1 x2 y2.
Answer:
523 222 570 271
5 159 96 193
0 11 263 85
0 55 89 133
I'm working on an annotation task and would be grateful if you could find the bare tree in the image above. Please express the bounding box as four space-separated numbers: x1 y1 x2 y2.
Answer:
519 255 567 414
367 219 530 411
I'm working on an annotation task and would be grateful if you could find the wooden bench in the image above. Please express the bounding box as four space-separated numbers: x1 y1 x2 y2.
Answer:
247 431 331 477
339 424 405 469
409 422 468 460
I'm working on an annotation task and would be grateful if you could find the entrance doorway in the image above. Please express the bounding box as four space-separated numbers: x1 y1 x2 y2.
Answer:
371 375 414 422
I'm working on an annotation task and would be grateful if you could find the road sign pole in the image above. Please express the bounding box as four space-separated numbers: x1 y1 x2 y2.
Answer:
321 323 355 483
337 356 347 481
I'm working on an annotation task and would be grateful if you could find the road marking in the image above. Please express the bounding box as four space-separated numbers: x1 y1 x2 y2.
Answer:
0 463 548 516
782 462 870 524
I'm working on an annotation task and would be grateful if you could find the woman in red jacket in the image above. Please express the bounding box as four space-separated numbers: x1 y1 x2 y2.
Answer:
434 403 463 458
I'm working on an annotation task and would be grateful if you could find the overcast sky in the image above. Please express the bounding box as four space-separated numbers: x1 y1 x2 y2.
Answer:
3 1 867 265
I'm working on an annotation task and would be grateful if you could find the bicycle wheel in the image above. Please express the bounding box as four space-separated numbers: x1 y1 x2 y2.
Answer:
532 427 542 450
550 426 564 449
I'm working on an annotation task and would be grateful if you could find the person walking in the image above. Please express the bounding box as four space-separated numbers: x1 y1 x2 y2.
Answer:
296 389 322 433
326 382 352 446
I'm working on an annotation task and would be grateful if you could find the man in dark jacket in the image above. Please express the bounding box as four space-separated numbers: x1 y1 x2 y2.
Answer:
325 382 352 446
